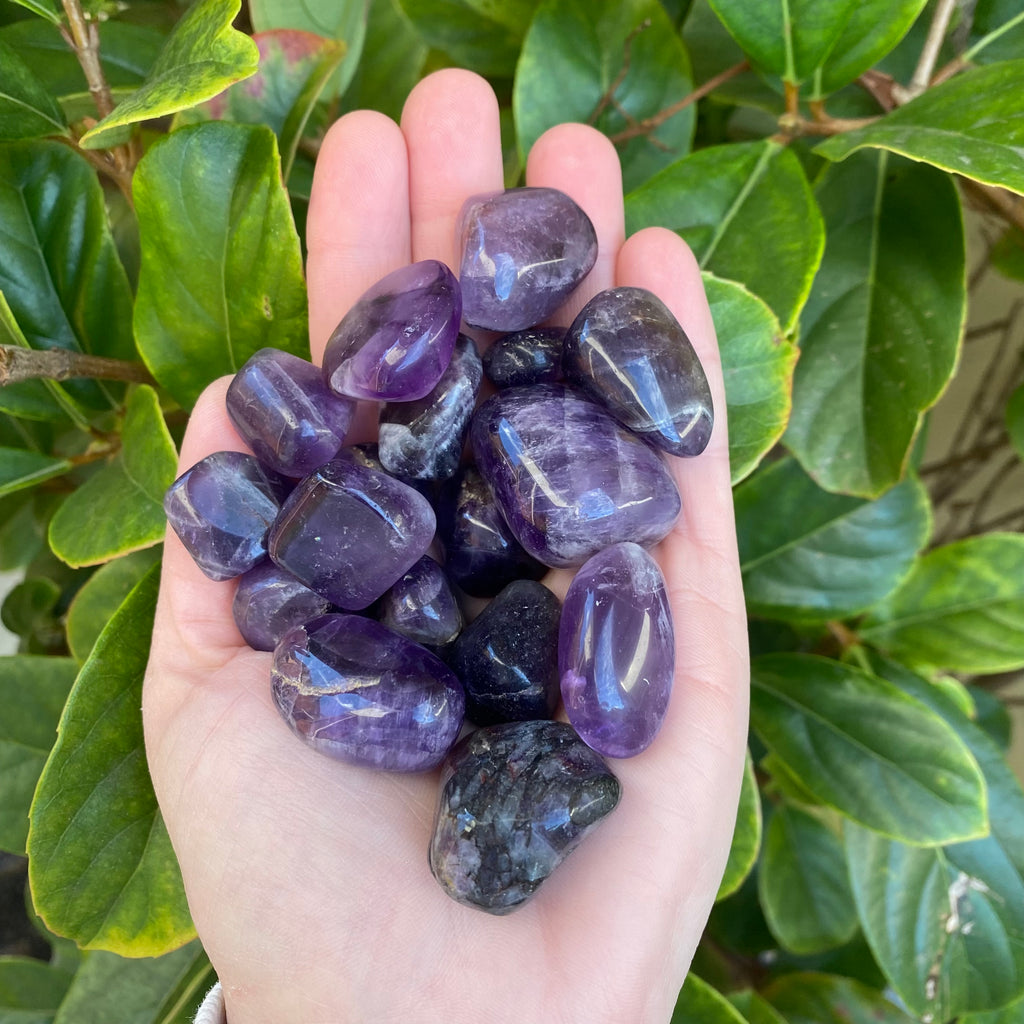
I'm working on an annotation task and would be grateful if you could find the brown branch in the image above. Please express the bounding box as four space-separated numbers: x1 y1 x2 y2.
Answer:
0 346 155 386
60 0 114 120
588 20 650 127
52 134 133 199
930 56 969 88
856 70 899 113
919 438 1010 476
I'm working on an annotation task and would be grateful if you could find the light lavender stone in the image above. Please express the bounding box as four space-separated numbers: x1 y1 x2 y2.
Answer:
232 560 332 652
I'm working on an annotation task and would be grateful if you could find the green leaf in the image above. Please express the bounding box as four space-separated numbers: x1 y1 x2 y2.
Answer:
0 655 76 854
967 1 1024 65
992 227 1024 282
1006 383 1024 459
861 534 1024 674
750 653 988 845
786 151 965 497
735 457 931 620
78 0 259 150
758 803 858 954
671 973 749 1024
515 0 694 192
0 36 67 140
969 686 1013 753
48 386 177 567
1 576 59 639
0 956 75 1024
28 565 194 955
626 141 823 332
704 274 798 484
816 61 1024 196
0 448 71 498
5 0 60 25
764 972 916 1024
728 991 789 1024
0 493 59 571
133 122 308 408
717 750 761 901
962 993 1024 1024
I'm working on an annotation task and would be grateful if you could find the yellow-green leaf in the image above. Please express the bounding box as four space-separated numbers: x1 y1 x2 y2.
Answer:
717 750 761 901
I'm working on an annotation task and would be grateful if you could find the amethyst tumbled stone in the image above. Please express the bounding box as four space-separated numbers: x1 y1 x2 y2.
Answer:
322 260 462 401
430 720 620 913
565 287 714 457
273 614 464 772
483 327 565 389
470 384 681 568
377 555 463 649
232 560 332 652
226 348 355 478
268 459 435 610
164 451 289 581
458 188 597 332
560 542 674 758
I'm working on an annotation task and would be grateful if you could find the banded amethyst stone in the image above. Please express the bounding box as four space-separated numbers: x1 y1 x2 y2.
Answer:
273 614 464 772
232 560 332 652
322 260 462 401
164 451 288 581
458 188 597 331
226 348 355 477
565 287 714 457
379 334 482 481
560 542 674 758
378 555 463 649
470 385 682 568
268 459 435 610
430 720 620 913
483 327 565 389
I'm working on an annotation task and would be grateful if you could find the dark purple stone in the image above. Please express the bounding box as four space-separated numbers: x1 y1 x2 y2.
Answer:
164 451 288 581
436 466 546 598
451 580 560 726
560 542 674 758
565 287 714 457
225 348 355 477
232 559 332 652
322 260 462 401
377 555 463 649
272 614 464 772
470 385 682 568
268 459 435 610
378 334 482 481
458 188 598 332
483 327 565 389
430 720 620 913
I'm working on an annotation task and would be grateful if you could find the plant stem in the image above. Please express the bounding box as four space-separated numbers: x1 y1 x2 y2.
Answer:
60 0 114 120
902 0 958 100
588 20 650 128
0 346 155 386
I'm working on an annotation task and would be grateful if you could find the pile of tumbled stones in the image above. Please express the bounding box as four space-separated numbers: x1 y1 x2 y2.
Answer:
164 187 713 914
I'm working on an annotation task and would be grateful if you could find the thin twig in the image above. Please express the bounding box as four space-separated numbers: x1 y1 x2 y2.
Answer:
919 438 1009 476
588 20 650 127
930 56 968 88
967 455 1021 532
59 0 114 120
0 346 155 386
901 0 958 100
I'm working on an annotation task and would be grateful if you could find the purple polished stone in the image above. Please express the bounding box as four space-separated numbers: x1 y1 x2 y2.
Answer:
322 260 462 401
458 188 598 332
268 459 435 610
164 451 289 581
483 327 565 389
273 614 464 772
565 287 714 457
232 559 332 652
470 385 682 568
226 348 355 477
430 720 620 913
377 555 463 649
333 442 435 500
379 334 482 481
560 542 674 758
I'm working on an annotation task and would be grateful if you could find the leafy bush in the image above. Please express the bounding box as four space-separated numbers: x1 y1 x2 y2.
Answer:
1 0 1023 1020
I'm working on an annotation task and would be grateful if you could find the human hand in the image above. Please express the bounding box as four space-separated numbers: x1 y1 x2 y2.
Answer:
143 69 749 1024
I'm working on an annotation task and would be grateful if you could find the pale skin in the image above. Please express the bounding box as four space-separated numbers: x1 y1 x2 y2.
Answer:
143 70 750 1024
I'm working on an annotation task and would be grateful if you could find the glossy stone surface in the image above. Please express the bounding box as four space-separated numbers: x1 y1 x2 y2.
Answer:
470 385 682 568
378 555 463 649
430 720 620 913
232 560 332 652
164 451 288 581
451 580 561 725
436 466 546 598
268 459 435 610
458 188 597 332
322 260 462 401
225 348 355 477
379 334 482 481
483 327 565 389
565 287 714 457
273 614 464 772
560 542 674 758
334 442 434 500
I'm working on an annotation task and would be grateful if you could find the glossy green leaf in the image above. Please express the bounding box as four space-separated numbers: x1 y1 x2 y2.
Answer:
1006 384 1024 459
1 576 59 640
728 991 789 1024
764 972 916 1024
0 494 54 571
28 565 194 954
0 956 74 1024
48 386 176 567
703 274 798 484
0 36 67 140
962 993 1024 1024
861 534 1024 674
0 448 70 498
750 653 987 845
816 61 1024 196
515 0 694 192
967 1 1024 65
671 973 749 1024
786 151 964 497
759 803 857 954
0 655 76 854
969 686 1013 753
735 457 930 620
78 0 259 150
717 750 761 901
5 0 60 24
133 122 308 408
626 141 823 332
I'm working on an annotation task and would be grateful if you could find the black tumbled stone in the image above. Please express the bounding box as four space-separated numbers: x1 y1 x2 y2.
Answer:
483 327 565 389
